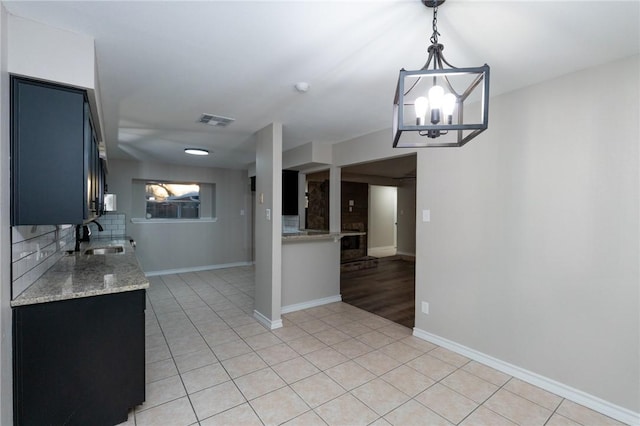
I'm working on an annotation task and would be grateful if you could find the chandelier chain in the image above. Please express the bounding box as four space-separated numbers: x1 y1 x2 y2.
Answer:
430 0 440 45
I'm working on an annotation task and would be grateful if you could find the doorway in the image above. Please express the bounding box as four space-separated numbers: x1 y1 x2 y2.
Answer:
368 185 397 258
339 155 417 328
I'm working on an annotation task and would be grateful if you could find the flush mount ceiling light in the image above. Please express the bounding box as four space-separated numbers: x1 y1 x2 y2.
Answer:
393 0 490 148
184 148 209 156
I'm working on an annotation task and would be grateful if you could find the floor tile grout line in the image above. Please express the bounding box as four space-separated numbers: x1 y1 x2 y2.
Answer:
138 267 597 426
160 277 410 398
458 373 551 426
381 397 450 425
542 401 569 426
278 317 437 423
138 287 191 422
501 377 567 419
149 274 251 422
167 274 250 410
194 302 406 421
437 357 558 411
169 271 271 425
303 334 487 424
208 270 275 426
194 270 256 301
498 379 566 422
152 275 204 422
446 361 514 426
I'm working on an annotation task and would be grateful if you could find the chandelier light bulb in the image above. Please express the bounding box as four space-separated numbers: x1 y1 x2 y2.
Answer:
428 85 444 108
442 93 457 123
414 96 429 125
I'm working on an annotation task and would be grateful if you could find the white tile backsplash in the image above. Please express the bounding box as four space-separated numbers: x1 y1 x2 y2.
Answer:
11 224 75 299
283 215 300 233
86 213 126 238
11 215 126 299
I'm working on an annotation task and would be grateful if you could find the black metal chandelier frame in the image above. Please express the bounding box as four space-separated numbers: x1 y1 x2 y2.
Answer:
393 0 490 148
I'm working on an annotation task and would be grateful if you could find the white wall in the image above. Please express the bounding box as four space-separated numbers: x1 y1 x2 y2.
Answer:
368 185 396 249
7 15 94 90
6 15 105 142
396 179 416 256
282 240 340 308
253 123 283 326
333 130 417 168
414 56 639 415
107 159 252 274
0 4 11 424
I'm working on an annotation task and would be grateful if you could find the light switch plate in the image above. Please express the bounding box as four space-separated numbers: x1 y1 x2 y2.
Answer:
422 209 431 222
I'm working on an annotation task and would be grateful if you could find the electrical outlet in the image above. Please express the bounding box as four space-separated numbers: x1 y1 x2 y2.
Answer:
421 301 429 314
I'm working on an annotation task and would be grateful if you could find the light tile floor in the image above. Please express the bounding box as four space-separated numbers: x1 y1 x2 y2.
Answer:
117 266 626 426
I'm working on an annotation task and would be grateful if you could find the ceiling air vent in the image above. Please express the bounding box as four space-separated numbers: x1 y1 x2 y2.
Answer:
198 113 235 127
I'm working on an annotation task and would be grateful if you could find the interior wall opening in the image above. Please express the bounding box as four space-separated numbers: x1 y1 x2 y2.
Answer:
338 154 417 328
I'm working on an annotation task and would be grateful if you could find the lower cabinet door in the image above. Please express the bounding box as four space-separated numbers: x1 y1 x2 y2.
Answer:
13 290 146 426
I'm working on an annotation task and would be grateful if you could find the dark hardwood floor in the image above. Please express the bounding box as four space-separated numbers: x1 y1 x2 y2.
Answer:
340 257 415 328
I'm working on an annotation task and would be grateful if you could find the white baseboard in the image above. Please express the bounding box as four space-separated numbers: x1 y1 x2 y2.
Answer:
396 251 416 261
413 328 639 426
144 261 252 277
253 309 283 330
281 295 342 314
369 245 395 251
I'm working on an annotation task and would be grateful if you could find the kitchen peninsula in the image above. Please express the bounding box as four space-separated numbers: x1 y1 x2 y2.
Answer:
281 230 364 312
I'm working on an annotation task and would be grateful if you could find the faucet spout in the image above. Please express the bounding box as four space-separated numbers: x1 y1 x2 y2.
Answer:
92 220 104 232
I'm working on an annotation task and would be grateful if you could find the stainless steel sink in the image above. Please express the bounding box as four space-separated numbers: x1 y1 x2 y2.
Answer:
84 246 124 255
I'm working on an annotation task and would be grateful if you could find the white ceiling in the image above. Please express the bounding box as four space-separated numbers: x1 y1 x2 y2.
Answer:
4 1 639 170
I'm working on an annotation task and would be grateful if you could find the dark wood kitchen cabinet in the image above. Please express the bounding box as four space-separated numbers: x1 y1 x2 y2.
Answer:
10 76 104 225
13 290 145 426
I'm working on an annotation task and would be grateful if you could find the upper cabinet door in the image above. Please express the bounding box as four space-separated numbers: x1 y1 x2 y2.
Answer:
11 77 100 225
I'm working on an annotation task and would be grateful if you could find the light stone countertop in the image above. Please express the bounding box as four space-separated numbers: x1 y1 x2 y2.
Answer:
11 238 149 307
281 230 365 242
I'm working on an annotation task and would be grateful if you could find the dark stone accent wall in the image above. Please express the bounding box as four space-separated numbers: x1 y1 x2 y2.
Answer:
306 180 329 230
341 181 368 261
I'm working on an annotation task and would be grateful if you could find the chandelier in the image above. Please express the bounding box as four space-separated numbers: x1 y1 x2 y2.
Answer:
393 0 490 148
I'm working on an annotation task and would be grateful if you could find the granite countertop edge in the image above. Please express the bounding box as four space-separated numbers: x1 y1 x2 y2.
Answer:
281 230 366 242
11 238 149 307
10 283 149 307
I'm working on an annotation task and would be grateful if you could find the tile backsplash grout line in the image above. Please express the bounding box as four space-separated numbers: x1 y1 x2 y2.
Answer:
10 213 127 300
